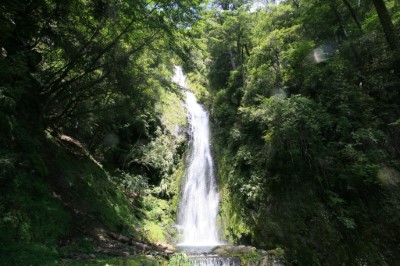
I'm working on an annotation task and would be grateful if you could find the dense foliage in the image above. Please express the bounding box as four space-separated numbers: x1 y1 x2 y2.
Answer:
0 0 199 264
189 0 400 264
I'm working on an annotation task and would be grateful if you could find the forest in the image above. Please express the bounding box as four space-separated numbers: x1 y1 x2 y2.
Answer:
1 0 399 265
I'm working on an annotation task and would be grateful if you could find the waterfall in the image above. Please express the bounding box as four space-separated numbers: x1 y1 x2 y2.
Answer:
172 66 221 247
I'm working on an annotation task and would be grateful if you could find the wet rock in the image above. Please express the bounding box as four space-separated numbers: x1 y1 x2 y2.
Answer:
212 245 257 255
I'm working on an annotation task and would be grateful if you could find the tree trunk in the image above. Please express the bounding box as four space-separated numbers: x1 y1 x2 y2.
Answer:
273 47 282 89
229 49 236 69
371 0 400 50
291 0 310 35
342 0 362 31
330 2 362 64
241 47 246 87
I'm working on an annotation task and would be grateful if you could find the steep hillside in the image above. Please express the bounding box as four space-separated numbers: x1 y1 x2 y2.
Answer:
0 91 187 265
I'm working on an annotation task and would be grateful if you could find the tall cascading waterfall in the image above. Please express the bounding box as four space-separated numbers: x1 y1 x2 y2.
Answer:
171 67 286 266
173 66 242 266
172 66 220 247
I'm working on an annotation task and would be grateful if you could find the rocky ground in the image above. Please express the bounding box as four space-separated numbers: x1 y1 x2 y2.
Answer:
61 229 174 263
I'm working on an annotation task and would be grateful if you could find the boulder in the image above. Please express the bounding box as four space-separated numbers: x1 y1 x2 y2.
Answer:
212 245 257 256
156 241 175 252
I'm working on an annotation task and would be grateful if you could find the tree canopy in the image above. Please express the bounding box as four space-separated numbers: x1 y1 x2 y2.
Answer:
196 0 400 264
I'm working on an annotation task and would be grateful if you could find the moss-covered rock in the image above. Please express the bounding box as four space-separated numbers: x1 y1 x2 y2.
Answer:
212 245 257 256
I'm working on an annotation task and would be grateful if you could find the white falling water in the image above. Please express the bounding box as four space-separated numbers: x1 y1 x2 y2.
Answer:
172 66 221 247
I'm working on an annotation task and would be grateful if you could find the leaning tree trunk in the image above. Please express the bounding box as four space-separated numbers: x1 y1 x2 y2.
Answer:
371 0 400 51
342 0 362 31
330 2 362 64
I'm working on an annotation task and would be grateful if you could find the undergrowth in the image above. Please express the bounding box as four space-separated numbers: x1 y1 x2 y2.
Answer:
0 130 183 265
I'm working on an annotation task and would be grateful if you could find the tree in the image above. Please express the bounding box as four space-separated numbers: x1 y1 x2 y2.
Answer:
371 0 400 50
198 0 400 264
342 0 362 31
213 0 252 10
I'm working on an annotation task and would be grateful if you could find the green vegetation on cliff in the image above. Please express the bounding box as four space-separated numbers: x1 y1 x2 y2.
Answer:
188 0 400 264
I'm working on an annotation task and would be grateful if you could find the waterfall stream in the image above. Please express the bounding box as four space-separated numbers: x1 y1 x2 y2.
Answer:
173 66 220 247
173 66 243 266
